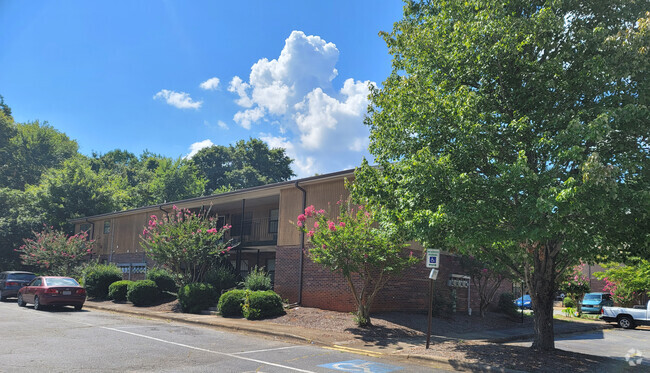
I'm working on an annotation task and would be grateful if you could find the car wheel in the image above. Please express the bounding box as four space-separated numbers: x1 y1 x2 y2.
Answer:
618 315 635 329
34 295 43 311
17 294 26 307
74 304 83 311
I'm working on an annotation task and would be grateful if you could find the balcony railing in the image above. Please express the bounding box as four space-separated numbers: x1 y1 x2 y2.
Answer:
223 216 278 246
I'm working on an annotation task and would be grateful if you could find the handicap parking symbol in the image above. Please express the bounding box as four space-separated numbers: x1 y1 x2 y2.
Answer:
319 359 403 373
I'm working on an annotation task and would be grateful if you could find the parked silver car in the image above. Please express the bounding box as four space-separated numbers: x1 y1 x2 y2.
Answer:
0 271 36 301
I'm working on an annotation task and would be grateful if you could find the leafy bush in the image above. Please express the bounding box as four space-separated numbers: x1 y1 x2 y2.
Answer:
431 290 453 317
178 282 217 314
241 266 272 291
204 265 237 294
498 292 519 318
108 280 132 301
127 280 159 306
83 263 123 299
242 290 285 320
217 289 247 317
146 267 177 293
563 297 576 308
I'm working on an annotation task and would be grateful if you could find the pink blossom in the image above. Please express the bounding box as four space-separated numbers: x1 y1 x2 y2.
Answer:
226 246 232 251
482 268 488 273
364 212 371 218
297 221 303 227
87 249 91 253
297 214 306 222
150 215 157 220
317 209 325 214
221 251 225 254
339 222 346 227
197 229 202 233
304 206 316 217
322 244 327 249
307 230 314 238
173 205 178 210
314 221 319 229
207 228 217 234
328 221 336 231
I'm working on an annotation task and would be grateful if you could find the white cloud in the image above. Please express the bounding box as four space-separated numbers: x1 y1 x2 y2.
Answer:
200 77 220 90
229 31 375 177
233 107 265 130
217 120 229 130
185 139 214 159
228 76 253 108
153 89 202 109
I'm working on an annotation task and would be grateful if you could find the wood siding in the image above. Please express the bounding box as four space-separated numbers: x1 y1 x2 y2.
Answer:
277 178 351 246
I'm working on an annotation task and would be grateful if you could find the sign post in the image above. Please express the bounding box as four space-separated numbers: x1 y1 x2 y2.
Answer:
425 249 440 349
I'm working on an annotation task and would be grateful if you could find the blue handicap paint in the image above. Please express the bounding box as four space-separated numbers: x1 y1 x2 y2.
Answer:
319 359 403 373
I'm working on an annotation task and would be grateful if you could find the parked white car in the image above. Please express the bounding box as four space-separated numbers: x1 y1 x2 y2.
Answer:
600 300 650 329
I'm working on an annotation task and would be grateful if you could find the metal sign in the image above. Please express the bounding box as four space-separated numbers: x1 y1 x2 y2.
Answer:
426 249 440 268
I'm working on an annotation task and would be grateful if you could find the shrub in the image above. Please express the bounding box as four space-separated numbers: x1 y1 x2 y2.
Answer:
83 263 123 299
204 265 237 294
498 292 519 318
146 267 177 293
108 280 132 301
217 289 247 317
242 290 285 320
241 266 272 291
563 297 576 308
127 280 159 306
178 283 217 314
430 289 453 317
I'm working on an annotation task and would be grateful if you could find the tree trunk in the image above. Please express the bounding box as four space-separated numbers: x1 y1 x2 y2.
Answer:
528 241 560 351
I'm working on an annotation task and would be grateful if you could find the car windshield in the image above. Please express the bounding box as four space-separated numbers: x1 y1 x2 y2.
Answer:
45 278 79 286
583 294 601 301
8 274 35 281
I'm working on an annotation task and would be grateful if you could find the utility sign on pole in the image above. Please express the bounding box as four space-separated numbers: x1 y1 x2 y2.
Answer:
426 249 440 268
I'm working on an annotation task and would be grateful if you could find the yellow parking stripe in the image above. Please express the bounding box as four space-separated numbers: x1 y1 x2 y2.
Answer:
323 345 383 358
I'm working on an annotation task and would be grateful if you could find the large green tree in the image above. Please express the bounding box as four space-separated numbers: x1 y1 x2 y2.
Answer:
0 120 78 190
191 138 294 193
354 1 649 351
28 156 121 232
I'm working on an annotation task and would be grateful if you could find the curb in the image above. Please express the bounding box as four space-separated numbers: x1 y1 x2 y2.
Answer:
487 323 614 343
84 303 325 347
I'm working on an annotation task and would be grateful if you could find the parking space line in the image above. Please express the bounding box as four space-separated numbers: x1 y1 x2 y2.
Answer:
232 346 304 355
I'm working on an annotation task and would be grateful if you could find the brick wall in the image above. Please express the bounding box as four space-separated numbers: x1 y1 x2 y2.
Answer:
275 246 513 314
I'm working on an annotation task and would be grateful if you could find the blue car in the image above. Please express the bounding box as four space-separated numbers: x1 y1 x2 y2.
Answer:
515 295 531 309
581 292 613 313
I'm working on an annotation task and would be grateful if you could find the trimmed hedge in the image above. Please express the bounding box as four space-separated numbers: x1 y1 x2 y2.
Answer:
242 290 285 320
108 280 132 301
178 283 217 314
83 264 123 299
127 280 159 306
146 268 177 293
217 289 247 317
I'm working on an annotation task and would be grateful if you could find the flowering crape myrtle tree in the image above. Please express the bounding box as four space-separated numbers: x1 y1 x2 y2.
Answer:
18 226 93 276
140 205 234 285
558 264 590 316
353 1 649 350
595 259 650 307
295 198 418 327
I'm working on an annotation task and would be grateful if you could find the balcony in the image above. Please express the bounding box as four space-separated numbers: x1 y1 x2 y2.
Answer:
223 216 278 247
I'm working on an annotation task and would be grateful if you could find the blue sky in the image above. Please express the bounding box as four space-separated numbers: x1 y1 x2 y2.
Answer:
0 1 404 178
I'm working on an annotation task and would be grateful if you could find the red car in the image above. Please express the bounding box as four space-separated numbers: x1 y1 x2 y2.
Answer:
17 276 86 311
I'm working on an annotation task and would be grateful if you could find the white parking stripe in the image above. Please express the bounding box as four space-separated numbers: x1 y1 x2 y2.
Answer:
97 326 317 373
232 346 303 355
49 315 316 373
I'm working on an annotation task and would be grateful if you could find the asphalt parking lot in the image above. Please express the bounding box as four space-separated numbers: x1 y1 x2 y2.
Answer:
507 326 650 367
